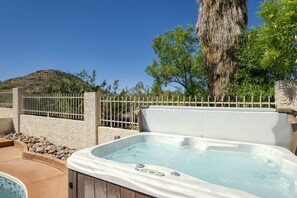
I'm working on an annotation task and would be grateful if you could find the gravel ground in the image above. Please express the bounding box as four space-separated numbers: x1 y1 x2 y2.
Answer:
0 132 76 161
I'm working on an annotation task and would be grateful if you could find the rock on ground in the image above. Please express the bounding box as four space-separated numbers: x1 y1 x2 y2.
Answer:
0 132 76 161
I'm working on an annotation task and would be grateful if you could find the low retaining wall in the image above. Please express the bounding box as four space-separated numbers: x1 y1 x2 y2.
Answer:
0 118 13 134
0 107 13 118
20 115 96 150
13 140 67 173
98 127 138 145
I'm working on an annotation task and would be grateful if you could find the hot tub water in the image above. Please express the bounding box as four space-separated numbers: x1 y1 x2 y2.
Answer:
0 174 26 198
97 140 297 198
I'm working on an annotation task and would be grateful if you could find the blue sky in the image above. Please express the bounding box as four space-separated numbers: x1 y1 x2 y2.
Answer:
0 0 263 90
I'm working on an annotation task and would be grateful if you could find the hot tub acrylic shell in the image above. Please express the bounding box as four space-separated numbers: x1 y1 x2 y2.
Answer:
67 133 297 198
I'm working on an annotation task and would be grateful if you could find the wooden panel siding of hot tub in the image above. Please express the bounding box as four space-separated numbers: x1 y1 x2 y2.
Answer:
68 169 154 198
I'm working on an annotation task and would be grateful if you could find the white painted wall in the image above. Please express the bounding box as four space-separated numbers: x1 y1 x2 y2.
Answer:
141 106 292 149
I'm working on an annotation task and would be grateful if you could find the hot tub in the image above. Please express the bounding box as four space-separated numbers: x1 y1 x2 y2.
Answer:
67 133 297 198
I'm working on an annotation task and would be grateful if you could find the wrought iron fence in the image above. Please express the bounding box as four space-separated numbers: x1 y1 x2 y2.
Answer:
100 95 275 130
22 93 84 120
0 90 13 108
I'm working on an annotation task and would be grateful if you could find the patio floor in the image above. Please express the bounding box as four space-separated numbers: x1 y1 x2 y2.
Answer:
0 138 67 198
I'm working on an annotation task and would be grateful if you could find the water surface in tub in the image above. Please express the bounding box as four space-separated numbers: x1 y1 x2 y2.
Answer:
0 175 26 198
99 141 297 198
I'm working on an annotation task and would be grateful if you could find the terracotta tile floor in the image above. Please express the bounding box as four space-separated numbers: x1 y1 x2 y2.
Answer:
0 141 67 198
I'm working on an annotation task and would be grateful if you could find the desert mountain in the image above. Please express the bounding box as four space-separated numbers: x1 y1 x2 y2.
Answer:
0 69 92 93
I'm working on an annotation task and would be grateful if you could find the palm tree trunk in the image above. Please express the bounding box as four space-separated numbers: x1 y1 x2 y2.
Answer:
196 0 247 99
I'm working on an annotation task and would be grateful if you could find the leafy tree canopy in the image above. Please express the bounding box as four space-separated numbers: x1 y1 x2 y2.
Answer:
128 81 151 95
229 0 297 97
99 79 120 94
145 25 207 96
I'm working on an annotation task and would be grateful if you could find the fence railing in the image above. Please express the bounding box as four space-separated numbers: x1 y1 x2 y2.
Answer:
100 95 275 130
15 92 276 127
22 93 84 120
0 90 13 108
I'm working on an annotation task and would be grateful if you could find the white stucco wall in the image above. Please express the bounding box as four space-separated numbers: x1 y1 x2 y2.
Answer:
20 115 95 150
141 106 292 149
0 107 13 118
0 118 13 133
98 126 138 145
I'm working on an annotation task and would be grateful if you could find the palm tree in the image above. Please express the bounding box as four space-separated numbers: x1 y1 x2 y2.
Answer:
196 0 247 99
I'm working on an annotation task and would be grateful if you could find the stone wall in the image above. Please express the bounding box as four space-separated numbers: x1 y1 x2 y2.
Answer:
0 107 13 118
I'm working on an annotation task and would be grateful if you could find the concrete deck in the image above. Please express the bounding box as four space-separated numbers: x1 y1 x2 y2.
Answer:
0 138 67 198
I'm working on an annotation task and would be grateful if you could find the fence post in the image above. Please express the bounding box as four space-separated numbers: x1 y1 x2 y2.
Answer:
275 80 297 110
84 92 99 145
98 93 101 127
13 87 24 133
275 80 297 154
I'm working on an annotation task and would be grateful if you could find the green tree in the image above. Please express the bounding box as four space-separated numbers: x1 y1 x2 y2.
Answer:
46 70 98 93
229 0 297 97
145 25 206 96
99 80 120 94
196 0 248 99
129 81 151 95
76 70 97 91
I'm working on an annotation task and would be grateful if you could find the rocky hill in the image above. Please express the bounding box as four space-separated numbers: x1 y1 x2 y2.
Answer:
0 70 92 93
